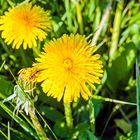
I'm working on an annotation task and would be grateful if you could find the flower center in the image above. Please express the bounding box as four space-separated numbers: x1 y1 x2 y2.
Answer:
63 58 73 71
23 15 31 25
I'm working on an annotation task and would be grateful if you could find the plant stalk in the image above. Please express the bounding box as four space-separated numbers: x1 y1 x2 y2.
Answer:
64 103 73 133
20 49 29 67
32 46 41 57
89 99 95 133
29 107 49 140
92 94 136 106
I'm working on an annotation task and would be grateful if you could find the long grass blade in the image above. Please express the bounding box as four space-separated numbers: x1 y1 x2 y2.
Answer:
0 129 8 139
35 108 58 140
109 0 124 59
0 101 38 139
136 58 140 140
1 122 30 140
8 122 10 140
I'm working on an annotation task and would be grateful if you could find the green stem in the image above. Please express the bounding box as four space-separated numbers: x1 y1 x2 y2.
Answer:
136 58 140 140
32 46 40 57
35 109 58 140
6 0 15 7
109 0 124 59
0 38 11 55
89 99 95 133
29 107 49 140
92 94 136 106
101 105 120 138
0 60 6 71
0 129 8 139
76 2 83 34
20 49 28 66
64 103 73 132
8 122 10 140
64 0 72 31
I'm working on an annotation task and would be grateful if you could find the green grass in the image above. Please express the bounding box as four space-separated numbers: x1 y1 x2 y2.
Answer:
136 57 140 140
0 0 139 139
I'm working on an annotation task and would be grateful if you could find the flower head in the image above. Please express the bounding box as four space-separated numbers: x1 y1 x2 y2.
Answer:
33 34 103 103
0 2 52 49
18 67 38 85
3 67 38 115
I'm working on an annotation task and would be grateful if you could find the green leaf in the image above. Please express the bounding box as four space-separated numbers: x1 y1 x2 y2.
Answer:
107 42 136 92
119 131 137 140
74 122 89 133
53 121 69 138
38 106 64 122
0 75 14 99
114 119 131 133
91 99 103 118
78 130 97 140
0 122 32 140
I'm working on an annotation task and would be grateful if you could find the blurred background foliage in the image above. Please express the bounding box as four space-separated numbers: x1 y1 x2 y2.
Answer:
0 0 139 139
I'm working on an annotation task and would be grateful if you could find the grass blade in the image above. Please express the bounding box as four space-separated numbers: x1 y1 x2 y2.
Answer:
0 129 8 139
136 58 140 140
0 101 38 139
8 122 10 140
109 0 124 59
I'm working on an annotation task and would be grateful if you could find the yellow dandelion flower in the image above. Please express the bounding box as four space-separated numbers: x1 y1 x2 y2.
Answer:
33 34 103 103
18 67 38 85
0 2 52 49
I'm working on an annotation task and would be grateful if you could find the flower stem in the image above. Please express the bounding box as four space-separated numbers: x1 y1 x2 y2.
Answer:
29 107 49 140
20 49 29 67
92 94 136 106
32 46 40 57
64 103 73 132
89 99 95 133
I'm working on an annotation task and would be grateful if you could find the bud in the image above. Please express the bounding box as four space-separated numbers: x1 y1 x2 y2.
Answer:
3 67 39 115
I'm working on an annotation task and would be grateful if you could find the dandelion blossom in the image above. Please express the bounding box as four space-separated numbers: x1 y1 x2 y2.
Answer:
33 34 103 103
0 2 52 49
18 67 38 85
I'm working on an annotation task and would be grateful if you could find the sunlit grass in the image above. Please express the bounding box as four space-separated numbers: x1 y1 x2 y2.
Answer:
0 0 139 139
